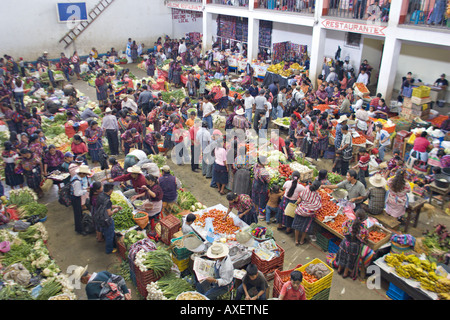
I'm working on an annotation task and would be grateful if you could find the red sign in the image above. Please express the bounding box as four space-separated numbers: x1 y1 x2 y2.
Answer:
322 19 386 36
167 1 203 11
172 8 202 24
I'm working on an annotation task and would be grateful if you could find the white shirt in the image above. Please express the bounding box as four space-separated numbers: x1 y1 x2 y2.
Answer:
13 80 24 93
215 255 234 287
352 99 364 111
179 43 187 54
244 96 255 110
326 72 338 83
121 99 138 112
202 102 215 117
265 101 272 118
182 220 195 235
71 174 87 197
128 149 147 161
356 73 369 86
376 129 391 147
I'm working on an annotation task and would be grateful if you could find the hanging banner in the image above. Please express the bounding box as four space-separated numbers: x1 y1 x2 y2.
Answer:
322 19 387 36
171 8 203 24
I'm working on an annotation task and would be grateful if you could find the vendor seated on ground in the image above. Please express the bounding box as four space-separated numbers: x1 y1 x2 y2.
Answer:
437 149 450 169
278 270 306 300
235 264 268 301
108 165 146 199
195 242 234 300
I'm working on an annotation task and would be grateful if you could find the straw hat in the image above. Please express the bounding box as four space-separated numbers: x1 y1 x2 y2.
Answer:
206 242 229 259
235 108 245 116
71 265 88 282
235 230 254 248
369 173 387 188
142 163 160 177
120 94 128 100
76 165 92 175
337 115 348 123
105 107 112 113
161 165 171 172
127 165 143 174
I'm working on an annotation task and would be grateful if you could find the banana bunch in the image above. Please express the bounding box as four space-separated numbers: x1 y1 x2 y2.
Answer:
385 253 407 267
436 278 450 293
438 293 450 300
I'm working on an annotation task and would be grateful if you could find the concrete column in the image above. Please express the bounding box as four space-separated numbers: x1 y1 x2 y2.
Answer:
247 17 259 62
376 36 402 102
202 10 213 54
309 25 327 90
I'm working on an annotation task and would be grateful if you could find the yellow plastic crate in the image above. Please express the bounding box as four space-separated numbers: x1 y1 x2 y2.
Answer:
412 86 431 99
172 254 190 272
295 258 334 299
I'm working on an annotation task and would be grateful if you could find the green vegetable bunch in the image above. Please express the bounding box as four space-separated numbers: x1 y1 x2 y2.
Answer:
18 203 48 219
156 273 194 300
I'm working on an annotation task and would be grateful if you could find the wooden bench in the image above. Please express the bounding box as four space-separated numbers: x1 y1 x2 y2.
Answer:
369 211 401 231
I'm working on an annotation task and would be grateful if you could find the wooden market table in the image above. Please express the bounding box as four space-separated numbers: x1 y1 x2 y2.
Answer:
427 181 450 210
403 198 427 233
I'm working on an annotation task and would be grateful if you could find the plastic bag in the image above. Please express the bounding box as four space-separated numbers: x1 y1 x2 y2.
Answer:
3 263 31 286
204 217 216 243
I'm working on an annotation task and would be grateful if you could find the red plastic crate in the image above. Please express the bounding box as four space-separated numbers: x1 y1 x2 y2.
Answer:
251 244 285 274
273 264 303 294
160 214 181 245
272 284 281 298
116 240 127 261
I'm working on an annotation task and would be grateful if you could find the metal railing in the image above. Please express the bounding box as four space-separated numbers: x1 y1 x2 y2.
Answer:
211 0 250 7
324 0 391 22
256 0 315 14
403 0 449 29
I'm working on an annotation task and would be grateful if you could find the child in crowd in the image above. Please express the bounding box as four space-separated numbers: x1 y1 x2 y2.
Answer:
185 111 197 128
279 270 306 300
353 147 370 187
284 138 296 162
182 213 197 234
264 185 284 224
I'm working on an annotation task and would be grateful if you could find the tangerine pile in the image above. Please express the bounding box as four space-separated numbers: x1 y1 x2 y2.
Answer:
324 214 348 235
195 209 240 235
301 271 318 283
316 191 339 222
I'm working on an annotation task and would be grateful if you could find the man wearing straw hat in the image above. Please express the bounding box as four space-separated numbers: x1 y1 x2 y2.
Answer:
109 165 146 199
195 242 234 300
362 173 387 215
72 265 131 300
71 165 92 235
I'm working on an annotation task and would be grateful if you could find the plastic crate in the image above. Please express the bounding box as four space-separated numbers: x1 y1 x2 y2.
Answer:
412 86 431 99
172 254 190 273
310 287 330 300
327 238 341 254
160 214 181 245
296 258 334 299
170 232 200 260
386 282 411 300
316 230 335 252
273 264 303 294
251 244 285 274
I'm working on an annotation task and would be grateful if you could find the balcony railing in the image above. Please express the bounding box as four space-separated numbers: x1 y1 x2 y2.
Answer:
323 0 390 22
402 0 449 29
211 0 249 7
256 0 315 14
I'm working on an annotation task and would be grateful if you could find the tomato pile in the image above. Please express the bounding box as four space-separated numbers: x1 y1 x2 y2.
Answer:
324 214 348 235
195 209 240 235
316 190 339 222
368 230 387 243
313 104 330 113
278 164 293 178
352 135 367 145
301 271 318 283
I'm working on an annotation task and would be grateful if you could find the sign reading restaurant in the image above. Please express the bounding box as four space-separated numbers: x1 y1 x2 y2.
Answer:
322 19 386 36
166 1 203 12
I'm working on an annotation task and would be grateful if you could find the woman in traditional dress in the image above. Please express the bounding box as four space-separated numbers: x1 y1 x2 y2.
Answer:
251 156 270 218
1 141 24 189
84 121 104 165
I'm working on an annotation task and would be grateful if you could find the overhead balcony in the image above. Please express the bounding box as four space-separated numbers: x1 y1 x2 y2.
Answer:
399 0 450 31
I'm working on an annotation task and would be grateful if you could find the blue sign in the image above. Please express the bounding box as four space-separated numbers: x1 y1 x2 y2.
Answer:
57 2 87 22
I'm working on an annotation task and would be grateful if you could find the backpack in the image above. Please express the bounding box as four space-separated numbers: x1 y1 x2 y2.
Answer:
95 274 127 300
81 212 95 234
58 178 80 207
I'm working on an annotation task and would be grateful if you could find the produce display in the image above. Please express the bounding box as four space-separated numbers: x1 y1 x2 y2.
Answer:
384 253 450 294
316 189 339 222
176 291 208 300
369 230 387 243
111 191 136 231
123 230 147 248
327 172 345 184
278 164 293 178
134 247 173 277
330 129 367 145
354 82 370 95
17 202 48 220
267 61 292 77
195 208 240 236
177 190 206 212
150 273 194 300
7 188 38 207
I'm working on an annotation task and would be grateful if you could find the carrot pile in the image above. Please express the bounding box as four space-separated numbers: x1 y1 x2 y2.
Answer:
352 135 367 145
368 230 387 243
195 208 240 235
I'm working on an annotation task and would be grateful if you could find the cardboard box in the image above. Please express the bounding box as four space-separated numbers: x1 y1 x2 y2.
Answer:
403 97 412 109
411 96 432 105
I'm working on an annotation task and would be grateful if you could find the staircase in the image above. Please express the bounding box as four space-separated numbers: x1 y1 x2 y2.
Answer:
59 0 115 48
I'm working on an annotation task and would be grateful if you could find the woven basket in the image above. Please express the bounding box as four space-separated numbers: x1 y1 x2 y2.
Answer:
133 212 149 229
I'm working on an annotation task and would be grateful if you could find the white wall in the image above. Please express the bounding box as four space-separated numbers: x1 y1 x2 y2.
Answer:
361 37 384 87
323 30 363 70
171 10 203 39
271 22 313 55
0 0 172 61
394 42 450 102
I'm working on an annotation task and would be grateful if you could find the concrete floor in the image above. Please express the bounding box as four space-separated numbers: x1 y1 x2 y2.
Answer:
40 63 450 300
